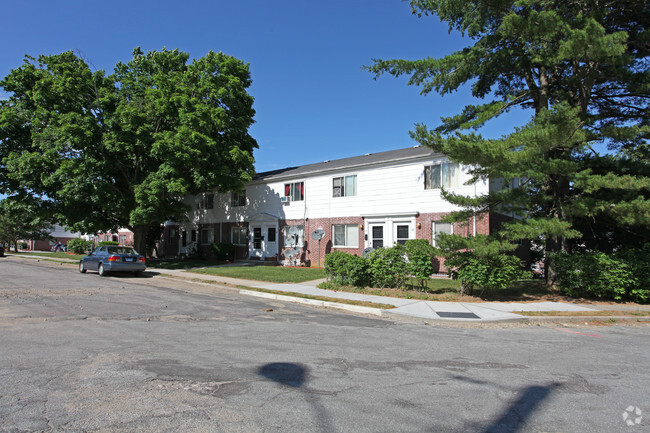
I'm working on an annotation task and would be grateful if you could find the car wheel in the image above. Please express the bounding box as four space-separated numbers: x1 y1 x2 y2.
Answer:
98 263 107 277
79 261 87 274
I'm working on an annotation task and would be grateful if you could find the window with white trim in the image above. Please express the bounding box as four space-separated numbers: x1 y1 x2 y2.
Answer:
232 227 247 245
425 162 461 189
284 182 305 201
432 221 453 247
332 175 357 197
283 225 304 247
332 224 359 248
197 193 214 209
231 191 246 207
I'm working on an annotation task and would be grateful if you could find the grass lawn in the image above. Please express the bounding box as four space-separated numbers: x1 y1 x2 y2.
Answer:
317 278 572 303
190 266 327 283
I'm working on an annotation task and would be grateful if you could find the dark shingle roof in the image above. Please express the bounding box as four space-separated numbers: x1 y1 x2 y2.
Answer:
253 145 441 182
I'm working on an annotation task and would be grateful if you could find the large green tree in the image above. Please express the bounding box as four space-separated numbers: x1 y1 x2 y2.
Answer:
366 0 649 283
0 197 53 252
0 48 257 254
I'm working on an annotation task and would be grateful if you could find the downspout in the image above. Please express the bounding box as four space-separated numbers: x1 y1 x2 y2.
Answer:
473 176 477 236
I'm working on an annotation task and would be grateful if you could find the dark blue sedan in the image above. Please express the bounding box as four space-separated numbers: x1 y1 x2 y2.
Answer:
79 246 146 276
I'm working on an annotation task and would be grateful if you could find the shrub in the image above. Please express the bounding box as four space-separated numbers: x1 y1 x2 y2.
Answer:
446 251 525 296
552 248 649 303
211 242 235 261
98 241 119 246
324 251 369 287
366 245 407 289
67 238 93 254
405 239 436 291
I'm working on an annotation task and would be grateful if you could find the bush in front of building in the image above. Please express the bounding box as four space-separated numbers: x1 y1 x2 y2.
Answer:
324 250 370 287
98 241 120 246
211 242 235 262
404 239 437 291
445 251 524 296
552 247 649 303
366 245 408 289
67 238 93 254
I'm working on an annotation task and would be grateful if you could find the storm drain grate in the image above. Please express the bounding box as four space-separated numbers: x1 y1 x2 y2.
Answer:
436 312 480 319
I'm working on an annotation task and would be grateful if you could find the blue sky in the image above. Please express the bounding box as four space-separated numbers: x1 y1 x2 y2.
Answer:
1 0 530 174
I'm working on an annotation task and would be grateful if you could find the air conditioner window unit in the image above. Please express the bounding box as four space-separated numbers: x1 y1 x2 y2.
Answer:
281 196 291 203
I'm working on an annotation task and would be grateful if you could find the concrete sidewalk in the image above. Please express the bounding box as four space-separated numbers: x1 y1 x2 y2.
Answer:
155 268 601 323
7 254 646 323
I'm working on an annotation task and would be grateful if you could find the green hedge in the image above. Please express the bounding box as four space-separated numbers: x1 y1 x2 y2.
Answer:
324 250 369 287
67 238 93 254
552 246 649 303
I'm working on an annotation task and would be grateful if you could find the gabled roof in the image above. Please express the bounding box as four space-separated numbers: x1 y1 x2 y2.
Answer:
253 145 442 182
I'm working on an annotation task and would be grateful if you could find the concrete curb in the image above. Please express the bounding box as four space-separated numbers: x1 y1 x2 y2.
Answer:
239 289 385 316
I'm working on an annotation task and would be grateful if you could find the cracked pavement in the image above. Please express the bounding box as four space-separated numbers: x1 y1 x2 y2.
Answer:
0 258 648 432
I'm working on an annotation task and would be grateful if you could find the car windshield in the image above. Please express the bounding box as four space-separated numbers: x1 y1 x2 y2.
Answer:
107 246 138 255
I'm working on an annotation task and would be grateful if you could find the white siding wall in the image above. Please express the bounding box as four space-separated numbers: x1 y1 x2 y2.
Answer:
184 157 489 223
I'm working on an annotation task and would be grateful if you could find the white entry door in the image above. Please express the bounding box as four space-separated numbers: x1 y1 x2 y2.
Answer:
368 223 385 249
250 224 278 258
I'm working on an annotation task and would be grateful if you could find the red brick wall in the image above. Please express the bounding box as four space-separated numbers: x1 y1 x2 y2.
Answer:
279 212 491 268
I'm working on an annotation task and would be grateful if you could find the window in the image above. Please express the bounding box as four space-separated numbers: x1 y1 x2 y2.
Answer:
191 230 197 242
201 228 214 245
333 175 357 197
284 182 305 201
267 227 276 243
371 225 384 249
395 225 409 245
182 231 187 247
253 227 262 249
198 193 214 209
119 235 126 245
432 221 453 247
231 191 246 207
232 227 247 245
425 162 461 189
283 225 304 247
332 224 359 248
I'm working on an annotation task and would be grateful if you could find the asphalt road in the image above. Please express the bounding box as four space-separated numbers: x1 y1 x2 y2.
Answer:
0 258 648 432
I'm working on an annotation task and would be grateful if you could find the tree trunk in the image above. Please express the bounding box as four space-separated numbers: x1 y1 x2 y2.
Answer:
132 224 150 258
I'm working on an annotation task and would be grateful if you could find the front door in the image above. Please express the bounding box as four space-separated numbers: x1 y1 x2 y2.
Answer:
250 224 278 259
394 224 410 245
368 224 385 249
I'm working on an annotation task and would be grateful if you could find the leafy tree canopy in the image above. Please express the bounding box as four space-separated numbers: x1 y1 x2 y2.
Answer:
366 0 649 282
0 48 258 254
0 197 53 251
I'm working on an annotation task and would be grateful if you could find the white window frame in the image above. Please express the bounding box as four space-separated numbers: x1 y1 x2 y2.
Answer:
432 221 453 247
197 193 214 210
232 227 248 246
283 225 304 247
332 175 357 198
332 224 359 248
425 162 461 189
231 190 246 207
284 182 305 201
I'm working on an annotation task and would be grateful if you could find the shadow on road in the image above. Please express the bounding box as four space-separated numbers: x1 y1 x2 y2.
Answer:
257 362 337 432
480 383 559 433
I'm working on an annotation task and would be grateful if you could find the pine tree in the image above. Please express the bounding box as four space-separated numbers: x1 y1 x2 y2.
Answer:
366 0 649 283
